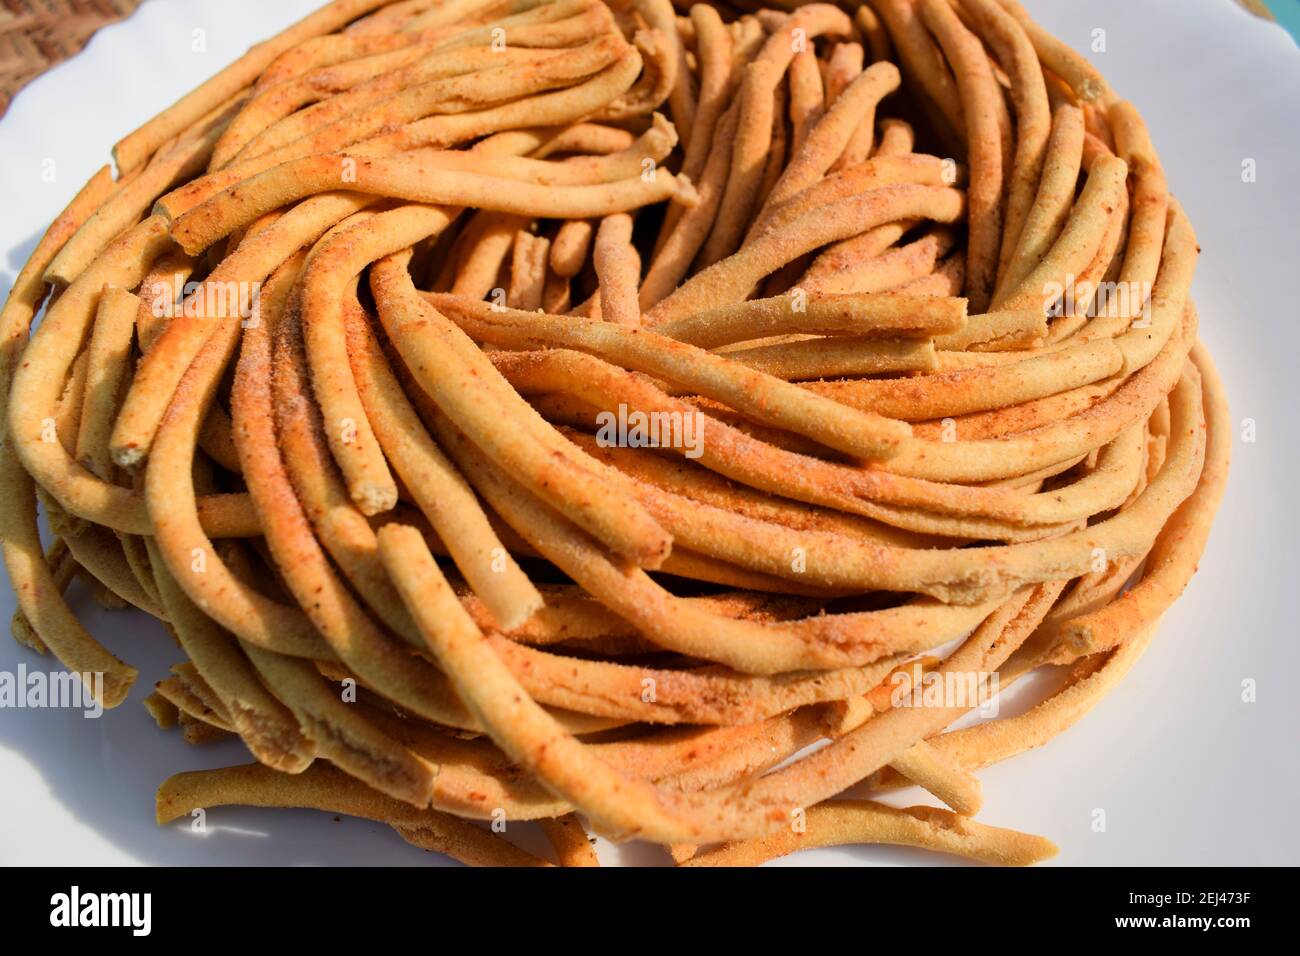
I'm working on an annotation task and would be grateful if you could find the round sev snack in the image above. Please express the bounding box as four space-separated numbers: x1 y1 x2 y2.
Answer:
0 0 1228 868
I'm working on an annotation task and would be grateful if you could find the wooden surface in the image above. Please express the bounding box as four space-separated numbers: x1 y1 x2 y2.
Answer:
0 0 1283 118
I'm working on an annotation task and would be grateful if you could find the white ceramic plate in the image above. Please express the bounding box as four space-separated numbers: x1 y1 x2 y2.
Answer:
2 0 1298 866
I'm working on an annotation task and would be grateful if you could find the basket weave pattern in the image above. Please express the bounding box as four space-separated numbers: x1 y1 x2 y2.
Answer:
0 0 141 117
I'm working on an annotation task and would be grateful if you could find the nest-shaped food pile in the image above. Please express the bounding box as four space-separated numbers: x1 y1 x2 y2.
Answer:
0 0 1228 867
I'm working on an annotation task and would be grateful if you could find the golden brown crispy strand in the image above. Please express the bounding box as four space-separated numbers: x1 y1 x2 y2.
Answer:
683 801 1057 867
0 0 1229 868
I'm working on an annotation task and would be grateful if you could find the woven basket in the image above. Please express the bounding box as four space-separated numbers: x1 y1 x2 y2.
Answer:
0 0 141 116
